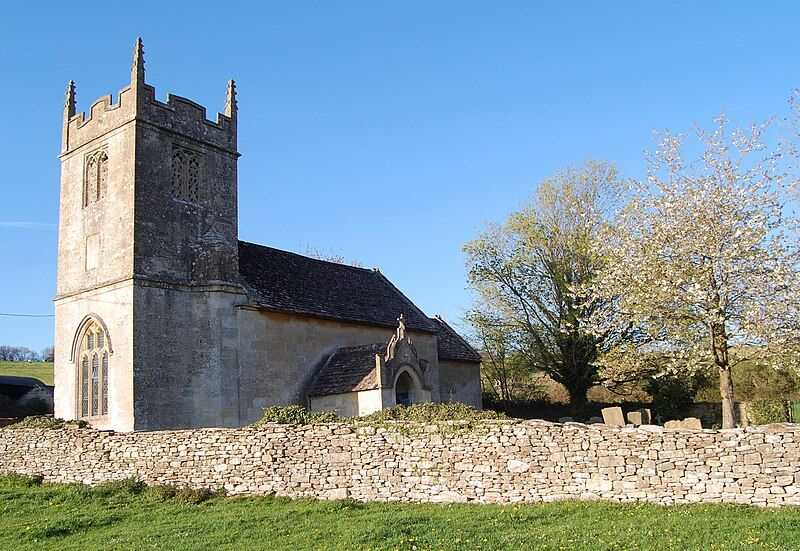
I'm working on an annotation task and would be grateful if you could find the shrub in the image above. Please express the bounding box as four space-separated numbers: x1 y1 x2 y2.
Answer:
93 478 147 497
21 397 49 416
4 416 87 430
747 399 789 425
357 402 507 424
149 484 178 501
646 373 701 422
176 487 220 504
0 473 43 488
254 405 339 425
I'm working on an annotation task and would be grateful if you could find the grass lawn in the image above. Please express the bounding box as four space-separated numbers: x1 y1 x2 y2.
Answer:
0 361 53 386
1 476 798 550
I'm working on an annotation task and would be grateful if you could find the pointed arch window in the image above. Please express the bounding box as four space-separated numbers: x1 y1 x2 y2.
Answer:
77 321 110 417
84 149 108 207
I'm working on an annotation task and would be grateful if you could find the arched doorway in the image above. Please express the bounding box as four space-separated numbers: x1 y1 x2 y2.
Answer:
395 370 414 406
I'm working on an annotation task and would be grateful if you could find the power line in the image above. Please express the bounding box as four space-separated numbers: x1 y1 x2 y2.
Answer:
0 313 54 318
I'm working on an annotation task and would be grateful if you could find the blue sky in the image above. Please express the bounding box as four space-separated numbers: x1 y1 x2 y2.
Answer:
2 2 800 351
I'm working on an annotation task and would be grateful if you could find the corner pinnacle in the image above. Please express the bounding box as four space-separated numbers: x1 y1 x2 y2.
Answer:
65 80 76 117
225 78 237 118
132 37 145 84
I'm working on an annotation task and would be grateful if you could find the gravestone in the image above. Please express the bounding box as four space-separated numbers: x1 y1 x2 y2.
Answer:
627 411 644 426
588 416 603 424
601 406 625 427
637 408 652 424
558 416 574 423
681 417 702 430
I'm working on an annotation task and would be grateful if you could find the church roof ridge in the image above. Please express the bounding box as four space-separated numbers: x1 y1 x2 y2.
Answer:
237 239 374 272
237 240 439 334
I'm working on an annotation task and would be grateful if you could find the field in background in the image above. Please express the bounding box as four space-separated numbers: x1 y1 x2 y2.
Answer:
0 362 53 386
0 476 798 550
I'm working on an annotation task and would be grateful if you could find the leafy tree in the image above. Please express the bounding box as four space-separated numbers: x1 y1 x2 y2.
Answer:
466 309 532 403
464 160 632 416
590 115 800 428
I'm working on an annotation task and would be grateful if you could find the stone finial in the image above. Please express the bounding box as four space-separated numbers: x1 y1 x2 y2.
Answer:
64 80 76 118
225 79 237 119
131 37 145 84
62 80 77 153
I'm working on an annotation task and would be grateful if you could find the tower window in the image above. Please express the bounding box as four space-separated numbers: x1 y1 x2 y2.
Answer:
77 321 110 418
83 149 108 207
171 146 201 203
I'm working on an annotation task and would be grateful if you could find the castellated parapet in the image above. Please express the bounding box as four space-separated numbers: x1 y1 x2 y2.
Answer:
61 38 237 157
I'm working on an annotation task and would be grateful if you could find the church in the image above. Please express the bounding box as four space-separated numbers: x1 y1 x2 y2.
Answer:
53 40 482 432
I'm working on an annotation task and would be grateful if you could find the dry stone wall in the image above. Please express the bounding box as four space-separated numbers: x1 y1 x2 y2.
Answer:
1 421 799 506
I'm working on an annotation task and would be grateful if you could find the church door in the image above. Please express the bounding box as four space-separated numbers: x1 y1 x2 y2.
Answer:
395 371 414 406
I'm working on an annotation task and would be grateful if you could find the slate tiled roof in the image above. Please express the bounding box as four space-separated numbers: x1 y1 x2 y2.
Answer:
431 316 482 363
0 375 50 402
0 375 47 388
308 343 385 397
238 241 438 333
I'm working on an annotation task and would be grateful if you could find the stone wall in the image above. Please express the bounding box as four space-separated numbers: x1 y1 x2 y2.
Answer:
1 421 798 506
236 311 443 422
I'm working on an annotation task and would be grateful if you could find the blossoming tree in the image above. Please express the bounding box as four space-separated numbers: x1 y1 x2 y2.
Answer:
591 115 800 428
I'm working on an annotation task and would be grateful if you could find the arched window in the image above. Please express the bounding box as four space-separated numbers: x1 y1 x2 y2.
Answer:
77 321 110 417
395 370 415 406
84 149 108 207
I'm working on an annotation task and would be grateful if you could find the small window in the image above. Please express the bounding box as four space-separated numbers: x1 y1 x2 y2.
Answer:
171 146 201 203
83 149 108 207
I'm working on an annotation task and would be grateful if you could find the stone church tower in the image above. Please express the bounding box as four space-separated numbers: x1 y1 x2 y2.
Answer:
54 39 246 431
54 40 482 432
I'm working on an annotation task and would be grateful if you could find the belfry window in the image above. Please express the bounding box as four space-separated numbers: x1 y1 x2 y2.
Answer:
77 321 110 417
171 146 200 203
83 149 108 207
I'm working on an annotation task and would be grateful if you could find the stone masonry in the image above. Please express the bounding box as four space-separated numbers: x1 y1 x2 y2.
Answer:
54 40 482 432
1 421 798 506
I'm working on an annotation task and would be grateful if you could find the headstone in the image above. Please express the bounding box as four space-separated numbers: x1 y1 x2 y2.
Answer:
601 406 625 427
627 411 643 426
588 416 603 424
637 408 652 425
664 420 682 429
558 416 574 423
681 417 702 430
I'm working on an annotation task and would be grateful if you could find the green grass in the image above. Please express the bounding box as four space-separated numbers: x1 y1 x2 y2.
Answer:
0 475 798 550
0 361 53 386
